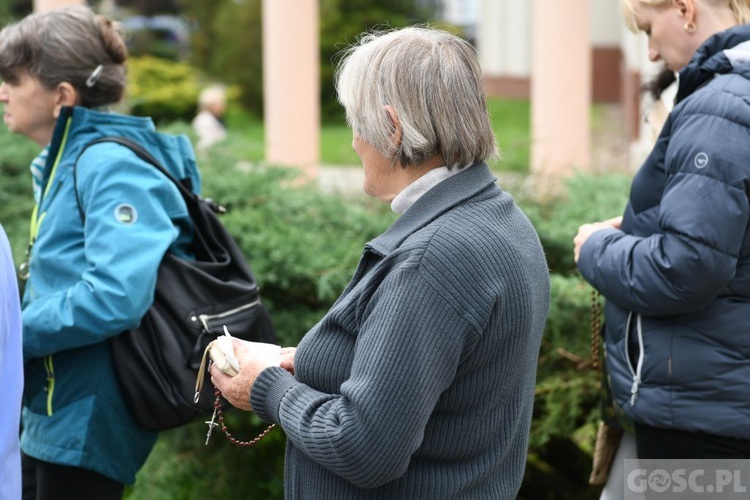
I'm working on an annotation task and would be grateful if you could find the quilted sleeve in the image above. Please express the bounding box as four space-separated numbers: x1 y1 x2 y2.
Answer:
578 105 750 316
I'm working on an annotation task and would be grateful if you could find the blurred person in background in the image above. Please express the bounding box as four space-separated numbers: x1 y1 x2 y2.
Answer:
192 84 228 151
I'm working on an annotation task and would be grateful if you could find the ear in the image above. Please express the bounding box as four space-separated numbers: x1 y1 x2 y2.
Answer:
673 0 695 21
384 105 402 149
52 82 79 118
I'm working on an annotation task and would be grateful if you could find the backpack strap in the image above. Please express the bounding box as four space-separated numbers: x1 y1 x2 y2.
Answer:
73 136 204 223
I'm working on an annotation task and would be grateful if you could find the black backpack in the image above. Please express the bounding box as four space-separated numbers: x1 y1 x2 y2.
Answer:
74 136 276 431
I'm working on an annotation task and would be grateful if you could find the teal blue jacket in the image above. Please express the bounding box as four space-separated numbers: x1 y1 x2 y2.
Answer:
20 106 201 484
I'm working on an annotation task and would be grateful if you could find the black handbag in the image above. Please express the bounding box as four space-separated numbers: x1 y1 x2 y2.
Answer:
74 136 276 431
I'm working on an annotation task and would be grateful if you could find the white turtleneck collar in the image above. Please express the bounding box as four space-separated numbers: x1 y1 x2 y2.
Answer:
390 165 461 215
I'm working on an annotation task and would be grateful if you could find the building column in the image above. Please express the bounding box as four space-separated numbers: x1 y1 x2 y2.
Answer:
33 0 83 12
531 0 591 196
262 0 320 179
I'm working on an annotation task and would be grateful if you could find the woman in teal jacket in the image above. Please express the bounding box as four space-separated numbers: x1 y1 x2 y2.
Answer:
0 6 201 498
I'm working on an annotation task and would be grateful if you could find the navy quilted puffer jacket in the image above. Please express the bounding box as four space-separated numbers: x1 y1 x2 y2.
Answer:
578 24 750 439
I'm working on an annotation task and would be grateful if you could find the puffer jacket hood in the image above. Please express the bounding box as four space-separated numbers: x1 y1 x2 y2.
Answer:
676 24 750 103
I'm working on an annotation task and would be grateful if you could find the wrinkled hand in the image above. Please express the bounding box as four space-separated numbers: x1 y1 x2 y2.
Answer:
209 338 274 412
279 347 296 375
574 216 622 263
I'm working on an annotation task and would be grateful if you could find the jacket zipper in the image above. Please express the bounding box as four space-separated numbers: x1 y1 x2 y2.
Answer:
24 120 70 285
623 312 645 406
195 299 261 333
29 119 71 418
44 355 55 416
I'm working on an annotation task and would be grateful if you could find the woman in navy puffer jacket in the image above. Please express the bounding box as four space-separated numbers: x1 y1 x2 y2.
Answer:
575 0 750 459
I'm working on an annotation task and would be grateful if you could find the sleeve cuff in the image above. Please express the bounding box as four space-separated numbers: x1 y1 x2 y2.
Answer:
250 366 296 424
577 227 619 285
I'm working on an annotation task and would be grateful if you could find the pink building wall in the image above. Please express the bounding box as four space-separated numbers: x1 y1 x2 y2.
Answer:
34 0 83 11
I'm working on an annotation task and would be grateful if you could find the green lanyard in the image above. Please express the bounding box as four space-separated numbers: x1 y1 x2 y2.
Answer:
19 119 72 280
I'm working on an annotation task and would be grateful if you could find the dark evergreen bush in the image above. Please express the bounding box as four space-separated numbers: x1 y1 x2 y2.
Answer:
0 127 37 262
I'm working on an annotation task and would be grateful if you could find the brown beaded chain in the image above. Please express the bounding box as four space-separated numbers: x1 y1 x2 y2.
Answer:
590 289 602 370
212 387 276 447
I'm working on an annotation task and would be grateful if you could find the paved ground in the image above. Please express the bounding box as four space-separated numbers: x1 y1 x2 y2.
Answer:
317 165 366 195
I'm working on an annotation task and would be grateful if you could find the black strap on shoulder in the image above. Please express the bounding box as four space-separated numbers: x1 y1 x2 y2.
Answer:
73 136 198 223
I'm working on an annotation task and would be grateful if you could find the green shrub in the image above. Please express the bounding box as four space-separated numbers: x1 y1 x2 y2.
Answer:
125 56 201 124
533 274 601 448
0 126 38 262
128 413 286 499
520 172 632 274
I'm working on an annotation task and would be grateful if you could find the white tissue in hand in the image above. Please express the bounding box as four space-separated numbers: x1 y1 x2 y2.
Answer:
209 331 240 376
250 342 281 367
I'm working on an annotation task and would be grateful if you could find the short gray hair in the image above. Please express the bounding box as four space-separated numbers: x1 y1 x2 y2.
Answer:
0 5 128 108
335 26 498 168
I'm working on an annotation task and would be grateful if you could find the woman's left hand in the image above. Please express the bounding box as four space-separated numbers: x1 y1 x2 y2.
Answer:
209 338 275 411
574 216 622 263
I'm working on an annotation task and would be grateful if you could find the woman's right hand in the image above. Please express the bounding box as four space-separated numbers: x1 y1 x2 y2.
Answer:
600 216 622 229
574 216 622 263
279 347 297 375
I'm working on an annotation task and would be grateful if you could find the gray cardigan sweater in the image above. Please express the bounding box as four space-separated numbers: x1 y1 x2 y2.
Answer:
251 163 550 499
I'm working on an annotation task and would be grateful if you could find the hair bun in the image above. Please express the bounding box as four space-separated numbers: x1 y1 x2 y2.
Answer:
95 15 128 64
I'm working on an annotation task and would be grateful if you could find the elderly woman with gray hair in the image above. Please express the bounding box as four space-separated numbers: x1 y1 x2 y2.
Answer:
211 26 550 499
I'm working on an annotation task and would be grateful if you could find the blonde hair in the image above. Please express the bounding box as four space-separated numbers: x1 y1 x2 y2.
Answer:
621 0 750 32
